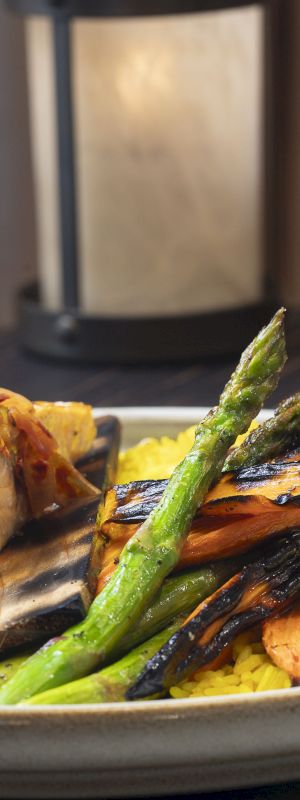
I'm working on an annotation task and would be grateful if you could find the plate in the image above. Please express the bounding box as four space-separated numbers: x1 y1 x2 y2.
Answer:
1 406 299 800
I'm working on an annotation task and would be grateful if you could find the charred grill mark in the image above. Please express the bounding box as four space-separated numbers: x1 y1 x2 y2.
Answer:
176 606 272 684
114 479 167 506
127 532 300 700
233 461 300 488
111 503 161 523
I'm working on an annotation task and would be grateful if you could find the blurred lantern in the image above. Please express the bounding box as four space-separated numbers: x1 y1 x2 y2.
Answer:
6 1 283 361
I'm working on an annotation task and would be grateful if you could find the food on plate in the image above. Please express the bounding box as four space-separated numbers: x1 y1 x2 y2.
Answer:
128 530 300 699
169 630 291 698
0 389 100 551
0 309 286 704
0 415 120 652
2 306 300 706
0 563 232 697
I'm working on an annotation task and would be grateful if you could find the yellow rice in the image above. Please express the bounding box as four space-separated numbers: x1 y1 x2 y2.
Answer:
117 421 291 696
117 420 258 484
169 631 291 698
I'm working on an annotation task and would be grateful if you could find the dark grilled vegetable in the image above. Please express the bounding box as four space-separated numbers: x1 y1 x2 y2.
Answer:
128 530 300 700
0 309 286 704
0 416 120 653
225 394 300 471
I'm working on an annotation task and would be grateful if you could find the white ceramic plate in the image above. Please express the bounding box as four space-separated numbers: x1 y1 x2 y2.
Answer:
1 406 299 800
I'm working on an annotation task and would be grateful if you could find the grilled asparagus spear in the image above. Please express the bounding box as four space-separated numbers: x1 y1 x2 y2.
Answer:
22 622 180 705
0 652 33 686
0 309 286 705
224 393 300 472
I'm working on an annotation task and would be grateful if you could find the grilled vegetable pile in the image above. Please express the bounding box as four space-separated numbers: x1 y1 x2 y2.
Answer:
1 308 300 705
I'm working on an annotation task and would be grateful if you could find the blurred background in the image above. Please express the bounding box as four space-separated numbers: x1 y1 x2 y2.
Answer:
0 0 299 400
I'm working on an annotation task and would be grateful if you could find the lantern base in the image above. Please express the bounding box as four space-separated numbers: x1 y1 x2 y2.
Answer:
17 283 277 364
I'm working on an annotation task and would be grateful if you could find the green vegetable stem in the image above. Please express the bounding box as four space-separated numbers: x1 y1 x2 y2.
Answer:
224 393 300 472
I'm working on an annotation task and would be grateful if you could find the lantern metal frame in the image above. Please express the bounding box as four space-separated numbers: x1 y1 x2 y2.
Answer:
6 0 284 362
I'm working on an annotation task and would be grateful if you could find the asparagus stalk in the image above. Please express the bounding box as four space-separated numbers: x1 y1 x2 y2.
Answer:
224 393 300 472
0 309 286 705
115 562 234 658
0 652 33 686
22 621 181 705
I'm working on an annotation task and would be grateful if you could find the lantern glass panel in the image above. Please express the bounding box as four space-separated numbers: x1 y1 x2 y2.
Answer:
26 7 263 317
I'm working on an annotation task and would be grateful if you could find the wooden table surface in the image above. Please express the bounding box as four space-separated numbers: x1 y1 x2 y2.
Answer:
1 330 300 800
2 329 300 408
